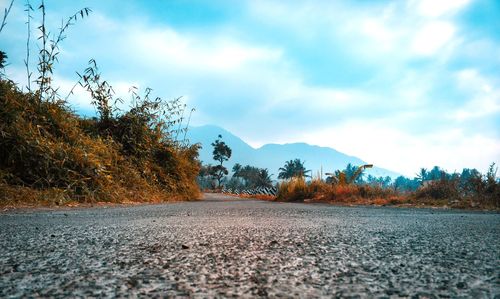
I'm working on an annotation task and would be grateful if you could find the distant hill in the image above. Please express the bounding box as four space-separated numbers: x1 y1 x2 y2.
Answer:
186 125 401 180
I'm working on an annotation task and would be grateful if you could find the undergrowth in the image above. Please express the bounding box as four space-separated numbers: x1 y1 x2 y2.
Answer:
277 174 499 209
277 177 403 205
0 1 200 206
0 79 201 206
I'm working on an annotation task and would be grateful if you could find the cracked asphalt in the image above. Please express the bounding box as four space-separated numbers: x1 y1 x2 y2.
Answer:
0 193 499 297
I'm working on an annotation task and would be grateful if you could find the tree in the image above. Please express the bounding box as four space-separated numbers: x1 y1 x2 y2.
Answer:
256 168 273 188
278 159 310 179
211 135 231 187
210 165 228 188
342 163 367 184
232 164 273 189
198 164 215 189
232 163 242 177
416 168 428 185
429 166 443 181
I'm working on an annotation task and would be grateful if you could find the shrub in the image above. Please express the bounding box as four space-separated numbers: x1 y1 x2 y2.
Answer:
277 177 401 205
0 77 200 205
0 3 200 205
414 179 460 201
277 177 312 201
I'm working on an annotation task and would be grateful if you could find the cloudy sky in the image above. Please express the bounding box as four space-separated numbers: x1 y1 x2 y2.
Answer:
1 0 499 176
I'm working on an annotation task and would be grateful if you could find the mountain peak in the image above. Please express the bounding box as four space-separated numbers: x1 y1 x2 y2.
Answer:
187 125 401 178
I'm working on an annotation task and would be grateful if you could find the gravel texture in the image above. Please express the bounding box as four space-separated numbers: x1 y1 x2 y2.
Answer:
0 193 499 298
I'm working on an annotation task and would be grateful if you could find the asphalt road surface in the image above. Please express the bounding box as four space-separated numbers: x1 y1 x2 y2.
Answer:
1 193 499 297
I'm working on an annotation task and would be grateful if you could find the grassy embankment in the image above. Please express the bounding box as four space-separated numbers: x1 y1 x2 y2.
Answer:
0 3 200 207
276 176 499 210
0 77 201 207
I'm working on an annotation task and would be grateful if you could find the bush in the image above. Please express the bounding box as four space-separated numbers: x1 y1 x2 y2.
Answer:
0 2 200 206
413 167 499 209
0 79 200 205
277 177 312 201
276 178 400 204
414 179 459 201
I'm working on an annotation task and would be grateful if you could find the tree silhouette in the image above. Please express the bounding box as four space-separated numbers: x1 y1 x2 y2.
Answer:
232 163 242 177
278 159 310 179
416 168 428 185
257 168 273 187
232 164 273 188
211 135 231 188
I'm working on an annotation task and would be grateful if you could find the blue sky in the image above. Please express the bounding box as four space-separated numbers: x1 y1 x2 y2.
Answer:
1 0 499 176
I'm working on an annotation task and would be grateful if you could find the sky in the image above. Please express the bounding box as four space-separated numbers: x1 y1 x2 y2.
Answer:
1 0 499 177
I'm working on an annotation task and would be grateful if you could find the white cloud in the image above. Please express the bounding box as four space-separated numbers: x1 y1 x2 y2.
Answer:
456 69 493 92
451 69 500 121
261 76 371 112
413 0 472 17
127 27 282 73
3 1 497 177
411 21 456 56
360 18 399 49
53 75 139 113
298 121 500 176
248 1 467 62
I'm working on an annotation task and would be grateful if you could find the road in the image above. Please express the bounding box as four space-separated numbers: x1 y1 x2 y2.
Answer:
0 193 498 297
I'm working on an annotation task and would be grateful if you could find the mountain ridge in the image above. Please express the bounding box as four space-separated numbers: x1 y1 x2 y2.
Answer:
186 125 401 179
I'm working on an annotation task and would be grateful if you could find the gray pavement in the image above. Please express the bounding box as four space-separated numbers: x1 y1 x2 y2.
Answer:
0 193 499 297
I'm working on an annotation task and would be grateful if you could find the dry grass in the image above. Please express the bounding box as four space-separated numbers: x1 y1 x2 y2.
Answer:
277 177 312 202
277 177 404 206
276 176 498 210
0 79 201 206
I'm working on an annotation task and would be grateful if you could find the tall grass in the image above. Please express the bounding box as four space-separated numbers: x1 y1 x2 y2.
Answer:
277 170 499 209
0 78 201 205
277 177 401 204
277 177 312 201
0 2 201 206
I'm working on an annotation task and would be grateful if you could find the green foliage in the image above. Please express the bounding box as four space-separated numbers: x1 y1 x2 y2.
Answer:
393 176 419 192
414 163 499 208
197 164 215 190
325 163 371 185
278 159 310 179
35 1 91 101
232 163 273 189
209 165 228 188
365 175 392 188
277 162 498 209
78 59 116 122
212 135 232 164
211 135 231 187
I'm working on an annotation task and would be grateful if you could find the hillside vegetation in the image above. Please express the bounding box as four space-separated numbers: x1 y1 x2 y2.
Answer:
0 76 201 206
0 2 200 206
276 164 499 210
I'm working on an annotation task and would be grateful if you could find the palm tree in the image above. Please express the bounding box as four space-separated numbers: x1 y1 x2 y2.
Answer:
278 159 310 179
232 163 242 177
257 169 273 187
416 168 428 185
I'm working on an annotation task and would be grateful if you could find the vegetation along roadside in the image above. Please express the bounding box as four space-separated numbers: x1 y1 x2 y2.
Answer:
0 1 201 207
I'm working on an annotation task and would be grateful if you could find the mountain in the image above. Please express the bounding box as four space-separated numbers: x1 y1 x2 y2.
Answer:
186 125 401 180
